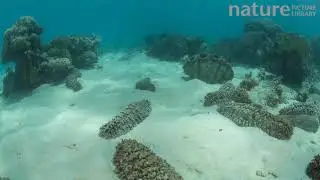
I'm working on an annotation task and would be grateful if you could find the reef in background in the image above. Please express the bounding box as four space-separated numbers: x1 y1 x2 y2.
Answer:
212 20 312 86
1 16 101 98
143 19 320 89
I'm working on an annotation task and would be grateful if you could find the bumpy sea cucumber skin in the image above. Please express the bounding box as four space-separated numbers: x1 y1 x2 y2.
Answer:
113 139 184 180
98 99 152 139
203 91 230 107
217 102 293 140
203 82 251 106
279 102 319 116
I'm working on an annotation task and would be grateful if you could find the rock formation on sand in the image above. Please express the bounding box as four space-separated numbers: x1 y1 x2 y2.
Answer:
135 77 156 92
1 16 100 97
305 154 320 180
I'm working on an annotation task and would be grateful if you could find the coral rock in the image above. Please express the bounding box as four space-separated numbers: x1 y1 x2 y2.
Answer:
65 69 82 92
306 154 320 180
2 16 42 62
135 77 156 92
47 35 100 69
311 36 320 65
39 57 74 82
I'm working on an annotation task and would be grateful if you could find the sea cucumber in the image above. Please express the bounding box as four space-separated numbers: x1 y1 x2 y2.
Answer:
113 139 183 180
279 102 319 116
217 102 293 140
98 99 152 139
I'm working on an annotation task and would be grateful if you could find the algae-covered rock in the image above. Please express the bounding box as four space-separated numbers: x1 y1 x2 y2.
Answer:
135 77 156 92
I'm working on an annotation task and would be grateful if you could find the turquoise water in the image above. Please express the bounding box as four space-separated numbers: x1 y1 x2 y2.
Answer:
0 0 319 48
0 0 320 180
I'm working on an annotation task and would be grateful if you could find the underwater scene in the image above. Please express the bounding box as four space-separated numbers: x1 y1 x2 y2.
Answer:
0 0 320 179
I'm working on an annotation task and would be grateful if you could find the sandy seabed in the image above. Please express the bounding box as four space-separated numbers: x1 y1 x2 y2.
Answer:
0 52 318 180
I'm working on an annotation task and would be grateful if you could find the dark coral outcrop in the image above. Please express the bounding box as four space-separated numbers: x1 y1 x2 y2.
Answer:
212 20 281 66
306 154 320 180
1 16 100 97
183 52 234 84
212 20 312 86
1 16 42 62
135 77 156 92
1 16 44 96
45 35 100 69
310 36 320 65
145 34 206 61
39 57 74 83
262 32 311 85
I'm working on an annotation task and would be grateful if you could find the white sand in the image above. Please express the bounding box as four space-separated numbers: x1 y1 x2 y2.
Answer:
0 52 319 180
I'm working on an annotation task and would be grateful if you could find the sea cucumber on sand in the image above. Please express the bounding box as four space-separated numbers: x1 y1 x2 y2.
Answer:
279 102 319 116
203 82 251 107
98 99 152 139
113 139 183 180
217 102 293 140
